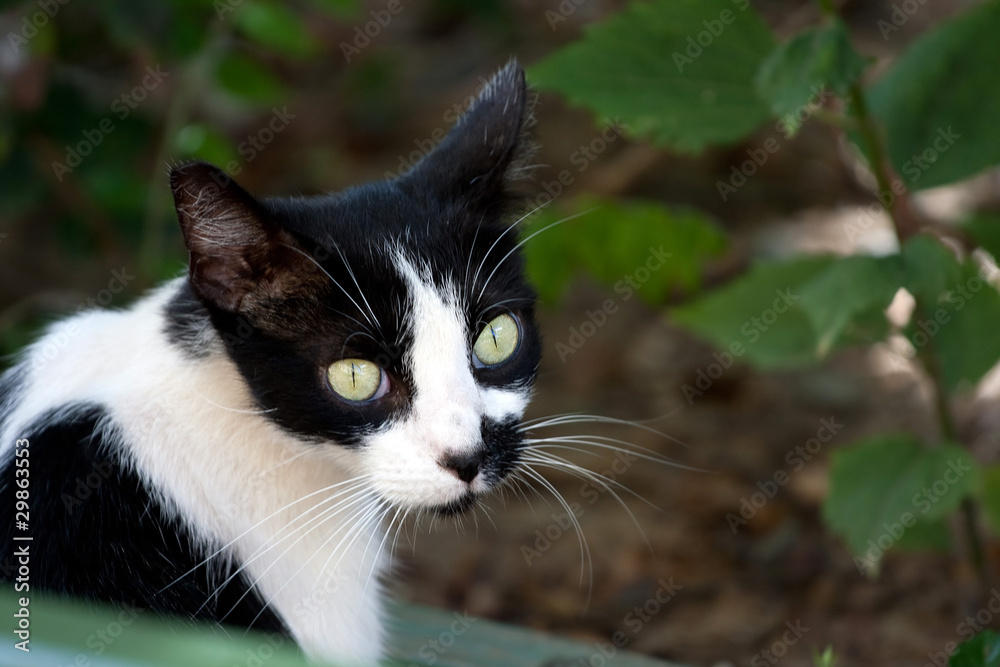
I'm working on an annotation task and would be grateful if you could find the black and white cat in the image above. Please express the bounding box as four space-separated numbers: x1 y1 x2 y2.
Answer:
0 62 543 664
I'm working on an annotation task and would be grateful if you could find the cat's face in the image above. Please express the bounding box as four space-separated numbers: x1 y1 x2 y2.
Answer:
169 63 540 514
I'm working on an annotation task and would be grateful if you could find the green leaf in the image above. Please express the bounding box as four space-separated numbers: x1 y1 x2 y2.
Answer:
963 212 1000 262
892 516 951 552
979 464 1000 533
798 254 900 357
915 262 1000 393
523 196 727 304
216 52 288 104
174 123 238 166
950 630 1000 667
823 435 978 565
901 234 962 303
528 0 776 152
235 0 318 58
867 1 1000 190
899 234 1000 393
754 19 867 135
671 255 838 368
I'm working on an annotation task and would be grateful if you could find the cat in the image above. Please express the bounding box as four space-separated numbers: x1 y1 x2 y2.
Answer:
0 61 543 664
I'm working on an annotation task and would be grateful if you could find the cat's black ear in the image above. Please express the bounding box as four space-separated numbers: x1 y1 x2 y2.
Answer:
169 162 316 314
403 60 535 210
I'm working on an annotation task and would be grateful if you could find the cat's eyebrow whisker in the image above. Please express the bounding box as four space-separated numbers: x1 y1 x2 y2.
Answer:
279 242 379 333
329 241 382 333
470 198 551 295
463 213 486 294
477 208 594 303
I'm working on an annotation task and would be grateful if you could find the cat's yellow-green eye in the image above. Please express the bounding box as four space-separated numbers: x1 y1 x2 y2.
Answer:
473 313 519 367
327 359 385 402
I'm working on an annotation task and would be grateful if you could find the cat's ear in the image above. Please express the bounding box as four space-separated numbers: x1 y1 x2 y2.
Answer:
169 162 317 314
403 60 535 210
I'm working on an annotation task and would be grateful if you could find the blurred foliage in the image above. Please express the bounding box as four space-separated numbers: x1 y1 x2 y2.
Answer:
950 630 1000 667
524 196 727 305
531 0 1000 641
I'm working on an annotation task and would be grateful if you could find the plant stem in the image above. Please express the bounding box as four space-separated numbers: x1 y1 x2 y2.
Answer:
843 69 991 587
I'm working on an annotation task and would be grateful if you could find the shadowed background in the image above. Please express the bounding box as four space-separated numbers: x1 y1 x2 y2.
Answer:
1 1 997 665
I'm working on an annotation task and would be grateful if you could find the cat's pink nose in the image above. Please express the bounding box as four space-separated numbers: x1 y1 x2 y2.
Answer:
440 450 484 484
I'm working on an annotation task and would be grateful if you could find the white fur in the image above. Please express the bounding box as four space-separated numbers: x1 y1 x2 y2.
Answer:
0 269 531 664
1 280 383 664
360 257 529 509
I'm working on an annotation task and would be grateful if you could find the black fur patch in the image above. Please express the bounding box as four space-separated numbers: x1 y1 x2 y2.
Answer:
166 62 541 463
0 404 286 634
164 281 215 358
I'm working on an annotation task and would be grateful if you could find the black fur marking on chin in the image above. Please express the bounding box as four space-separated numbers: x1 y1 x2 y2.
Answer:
481 415 524 483
433 492 476 517
0 404 286 634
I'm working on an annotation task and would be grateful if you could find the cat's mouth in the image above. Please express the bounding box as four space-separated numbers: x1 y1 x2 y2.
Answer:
431 491 477 516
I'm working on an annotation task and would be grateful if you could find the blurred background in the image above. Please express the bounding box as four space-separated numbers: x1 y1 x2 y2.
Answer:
2 0 999 665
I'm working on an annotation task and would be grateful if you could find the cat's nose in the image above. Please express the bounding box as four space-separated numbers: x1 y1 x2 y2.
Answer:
440 450 485 484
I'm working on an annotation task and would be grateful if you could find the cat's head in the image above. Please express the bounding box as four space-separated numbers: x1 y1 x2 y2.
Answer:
168 62 540 515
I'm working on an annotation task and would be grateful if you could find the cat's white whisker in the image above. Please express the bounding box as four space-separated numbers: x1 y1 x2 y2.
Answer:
159 474 375 596
477 209 594 302
517 463 594 601
280 242 379 333
470 198 550 295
